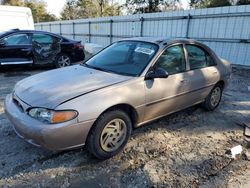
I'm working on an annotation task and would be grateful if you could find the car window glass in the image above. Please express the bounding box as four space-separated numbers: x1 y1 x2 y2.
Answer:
32 34 53 43
85 41 158 76
2 34 30 45
206 54 216 66
186 45 215 70
155 45 186 75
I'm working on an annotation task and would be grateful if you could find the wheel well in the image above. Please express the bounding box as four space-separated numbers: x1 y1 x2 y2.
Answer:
100 104 138 128
57 52 72 60
217 80 225 89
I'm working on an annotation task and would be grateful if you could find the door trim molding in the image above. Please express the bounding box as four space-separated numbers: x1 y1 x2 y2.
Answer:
145 83 215 107
0 60 33 65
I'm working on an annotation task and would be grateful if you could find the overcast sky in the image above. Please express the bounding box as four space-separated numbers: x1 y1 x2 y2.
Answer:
45 0 190 17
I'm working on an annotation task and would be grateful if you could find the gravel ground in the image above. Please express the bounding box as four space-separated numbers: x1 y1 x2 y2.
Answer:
0 65 250 188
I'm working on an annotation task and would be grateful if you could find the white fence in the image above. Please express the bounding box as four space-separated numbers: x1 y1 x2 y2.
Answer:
35 5 250 66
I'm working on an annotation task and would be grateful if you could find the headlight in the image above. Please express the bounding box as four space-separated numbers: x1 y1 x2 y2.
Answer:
28 108 78 124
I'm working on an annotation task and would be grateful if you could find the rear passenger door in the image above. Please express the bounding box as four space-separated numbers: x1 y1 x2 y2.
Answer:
184 44 219 103
32 33 61 64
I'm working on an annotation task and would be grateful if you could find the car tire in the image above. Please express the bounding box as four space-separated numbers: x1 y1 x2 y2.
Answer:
202 84 223 111
87 109 132 160
55 53 71 68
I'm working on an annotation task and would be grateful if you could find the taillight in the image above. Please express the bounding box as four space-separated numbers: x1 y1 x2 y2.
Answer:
74 43 83 49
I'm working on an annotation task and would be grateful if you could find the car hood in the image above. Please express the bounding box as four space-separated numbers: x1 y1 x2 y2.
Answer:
15 65 132 109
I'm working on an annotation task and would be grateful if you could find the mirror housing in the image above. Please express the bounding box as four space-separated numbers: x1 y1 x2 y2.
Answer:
145 67 169 80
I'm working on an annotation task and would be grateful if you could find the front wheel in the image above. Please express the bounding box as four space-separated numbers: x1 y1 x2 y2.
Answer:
202 84 223 111
55 54 71 68
87 109 132 160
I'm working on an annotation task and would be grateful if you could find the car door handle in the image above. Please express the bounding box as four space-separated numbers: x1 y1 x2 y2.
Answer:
213 71 218 74
21 48 31 52
180 79 188 83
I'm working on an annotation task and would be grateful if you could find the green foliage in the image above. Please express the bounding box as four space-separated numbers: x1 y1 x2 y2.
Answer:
236 0 250 5
0 0 23 6
24 0 57 22
60 0 122 20
125 0 181 14
60 0 79 20
0 0 57 22
190 0 231 8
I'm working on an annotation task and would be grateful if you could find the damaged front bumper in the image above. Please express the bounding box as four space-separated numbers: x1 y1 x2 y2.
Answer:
4 94 95 151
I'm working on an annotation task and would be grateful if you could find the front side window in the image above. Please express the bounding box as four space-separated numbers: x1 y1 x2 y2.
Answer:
154 45 186 75
84 41 158 76
186 45 216 70
2 34 30 45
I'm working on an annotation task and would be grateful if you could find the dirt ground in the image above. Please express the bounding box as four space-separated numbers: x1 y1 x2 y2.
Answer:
0 65 250 188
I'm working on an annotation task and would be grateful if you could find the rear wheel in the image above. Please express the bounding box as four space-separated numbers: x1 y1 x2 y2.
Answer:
87 109 132 159
202 84 223 111
55 54 71 68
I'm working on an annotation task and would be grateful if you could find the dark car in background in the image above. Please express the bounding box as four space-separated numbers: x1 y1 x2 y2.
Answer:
0 29 85 68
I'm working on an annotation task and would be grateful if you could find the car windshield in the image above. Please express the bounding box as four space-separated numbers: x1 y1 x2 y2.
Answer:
84 41 159 76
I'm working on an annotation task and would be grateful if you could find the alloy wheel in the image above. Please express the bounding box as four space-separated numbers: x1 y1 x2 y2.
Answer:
58 55 71 67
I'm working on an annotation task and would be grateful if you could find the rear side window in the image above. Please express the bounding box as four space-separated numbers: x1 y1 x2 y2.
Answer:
186 45 216 70
2 34 30 45
32 34 54 43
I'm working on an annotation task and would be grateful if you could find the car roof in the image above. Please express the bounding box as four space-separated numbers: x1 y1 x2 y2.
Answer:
0 29 75 42
120 37 214 54
121 37 205 47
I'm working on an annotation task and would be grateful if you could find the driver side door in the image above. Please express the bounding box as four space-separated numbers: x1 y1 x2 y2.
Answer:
0 33 32 65
143 44 191 122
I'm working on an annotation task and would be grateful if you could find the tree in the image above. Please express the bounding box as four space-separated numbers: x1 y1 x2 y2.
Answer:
60 0 122 20
0 0 23 6
236 0 250 5
60 0 80 20
23 0 57 22
125 0 181 14
190 0 232 8
0 0 22 5
0 0 57 22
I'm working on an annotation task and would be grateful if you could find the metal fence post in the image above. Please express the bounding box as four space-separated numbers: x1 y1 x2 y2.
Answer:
41 24 43 31
59 23 62 35
186 14 191 38
110 19 113 44
140 17 144 37
88 21 91 43
49 23 51 32
72 22 75 39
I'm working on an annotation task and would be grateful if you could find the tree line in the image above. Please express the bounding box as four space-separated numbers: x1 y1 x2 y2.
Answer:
0 0 57 22
0 0 249 23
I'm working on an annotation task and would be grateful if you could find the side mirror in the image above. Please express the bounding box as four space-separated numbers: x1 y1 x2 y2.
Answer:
145 67 169 80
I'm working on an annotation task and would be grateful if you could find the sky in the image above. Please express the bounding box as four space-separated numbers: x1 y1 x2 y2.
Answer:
45 0 190 17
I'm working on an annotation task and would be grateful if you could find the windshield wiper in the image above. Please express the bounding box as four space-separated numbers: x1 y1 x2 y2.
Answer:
82 63 114 73
82 63 134 77
112 71 134 77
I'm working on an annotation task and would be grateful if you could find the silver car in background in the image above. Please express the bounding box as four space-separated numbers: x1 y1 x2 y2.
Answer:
5 38 231 159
